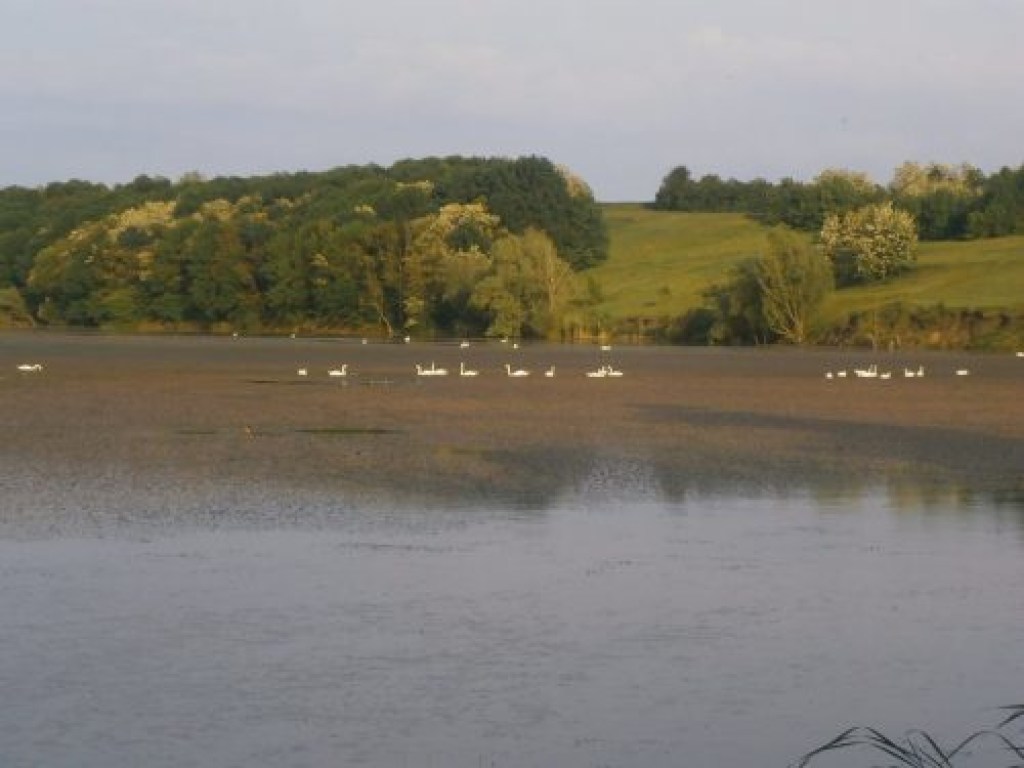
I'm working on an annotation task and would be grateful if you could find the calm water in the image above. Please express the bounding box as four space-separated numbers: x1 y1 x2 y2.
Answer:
2 475 1024 768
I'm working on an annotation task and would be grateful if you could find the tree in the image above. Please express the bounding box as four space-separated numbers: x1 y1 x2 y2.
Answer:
470 229 580 339
347 217 407 338
521 228 580 337
755 229 833 344
889 162 982 239
184 218 255 325
403 201 502 334
470 235 528 339
470 156 607 269
702 260 773 345
652 166 695 210
386 155 609 269
968 164 1024 238
143 221 194 324
810 169 883 217
0 286 34 327
889 161 982 198
820 202 918 285
28 226 107 324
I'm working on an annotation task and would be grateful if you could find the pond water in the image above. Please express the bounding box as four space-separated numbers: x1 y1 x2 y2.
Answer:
2 477 1023 768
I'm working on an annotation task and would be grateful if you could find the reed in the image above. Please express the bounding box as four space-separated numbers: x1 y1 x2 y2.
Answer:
795 704 1024 767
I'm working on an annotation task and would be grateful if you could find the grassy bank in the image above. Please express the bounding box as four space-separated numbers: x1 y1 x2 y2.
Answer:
590 203 1024 347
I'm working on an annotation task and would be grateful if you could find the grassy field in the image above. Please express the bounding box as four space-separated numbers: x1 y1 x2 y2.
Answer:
587 205 768 318
823 236 1024 321
590 203 1024 325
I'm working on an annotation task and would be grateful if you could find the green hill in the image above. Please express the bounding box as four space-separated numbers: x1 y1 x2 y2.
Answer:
587 204 768 318
589 203 1024 346
825 236 1024 315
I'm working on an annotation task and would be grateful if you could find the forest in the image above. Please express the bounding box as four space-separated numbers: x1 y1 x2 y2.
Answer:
651 161 1024 240
0 156 608 338
4 156 1024 346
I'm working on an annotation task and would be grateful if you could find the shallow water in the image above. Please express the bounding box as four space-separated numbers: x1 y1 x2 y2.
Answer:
3 331 1023 766
2 480 1024 768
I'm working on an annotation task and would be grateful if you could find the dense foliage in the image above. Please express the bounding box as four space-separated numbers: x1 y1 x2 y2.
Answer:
694 229 833 346
821 202 919 285
652 162 1024 240
0 157 609 335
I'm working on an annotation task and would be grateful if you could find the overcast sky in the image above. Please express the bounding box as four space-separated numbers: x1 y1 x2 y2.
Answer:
2 0 1022 200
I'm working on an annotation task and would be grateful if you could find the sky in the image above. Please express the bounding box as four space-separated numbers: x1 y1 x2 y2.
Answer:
2 0 1023 201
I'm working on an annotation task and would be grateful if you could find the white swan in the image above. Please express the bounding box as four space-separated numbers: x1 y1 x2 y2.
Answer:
17 363 43 372
296 368 308 376
459 362 479 377
505 363 530 377
604 365 624 377
544 366 555 378
585 367 607 378
854 364 878 378
955 368 970 376
416 362 448 376
459 340 471 349
328 365 348 377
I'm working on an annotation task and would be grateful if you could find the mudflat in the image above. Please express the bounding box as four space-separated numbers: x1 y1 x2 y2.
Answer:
2 333 1023 526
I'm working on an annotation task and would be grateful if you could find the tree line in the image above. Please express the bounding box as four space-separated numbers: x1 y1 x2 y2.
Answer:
652 162 1024 240
0 156 609 337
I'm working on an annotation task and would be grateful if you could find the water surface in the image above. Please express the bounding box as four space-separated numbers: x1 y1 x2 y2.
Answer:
2 482 1023 768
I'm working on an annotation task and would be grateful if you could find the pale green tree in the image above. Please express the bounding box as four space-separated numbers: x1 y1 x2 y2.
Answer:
889 161 982 198
470 234 530 339
0 287 34 327
813 168 878 194
820 202 919 285
888 162 982 240
555 164 596 199
470 228 580 339
520 228 579 337
755 229 833 344
403 201 502 333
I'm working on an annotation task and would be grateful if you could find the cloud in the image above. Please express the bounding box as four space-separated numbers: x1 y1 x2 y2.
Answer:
2 0 1024 198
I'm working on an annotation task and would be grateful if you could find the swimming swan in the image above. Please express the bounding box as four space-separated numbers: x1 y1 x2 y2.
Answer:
416 362 448 376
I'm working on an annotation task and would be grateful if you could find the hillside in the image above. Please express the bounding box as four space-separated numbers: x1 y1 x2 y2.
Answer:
825 235 1024 315
587 205 769 318
590 203 1024 346
0 157 609 337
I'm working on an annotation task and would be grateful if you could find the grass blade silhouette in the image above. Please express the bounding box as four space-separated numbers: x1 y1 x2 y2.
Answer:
795 704 1024 767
